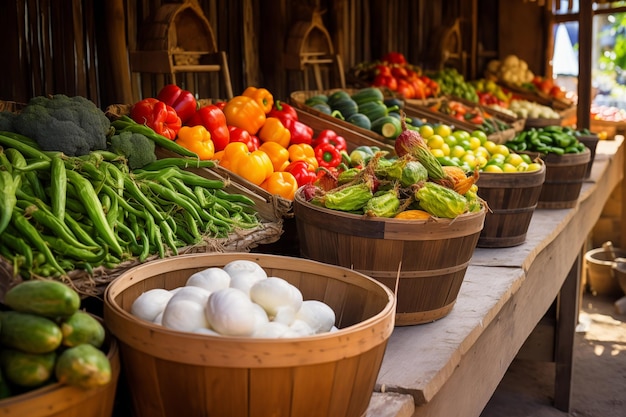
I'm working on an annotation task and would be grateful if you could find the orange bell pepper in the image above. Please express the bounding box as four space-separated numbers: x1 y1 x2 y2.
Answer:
175 125 215 160
260 171 298 200
258 117 291 148
242 86 274 114
222 96 266 135
259 141 290 172
218 142 273 185
288 143 318 169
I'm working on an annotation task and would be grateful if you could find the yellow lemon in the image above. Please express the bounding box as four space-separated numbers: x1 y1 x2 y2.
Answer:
527 162 542 172
453 130 470 142
516 162 529 171
427 134 445 150
441 143 451 156
450 145 466 159
484 140 498 154
462 154 477 169
505 153 525 167
502 163 518 173
494 144 510 157
476 155 488 168
471 130 488 145
483 164 504 173
430 148 445 158
434 124 452 138
419 124 435 139
468 137 482 150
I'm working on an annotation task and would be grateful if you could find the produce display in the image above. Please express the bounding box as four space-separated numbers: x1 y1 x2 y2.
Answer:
300 118 483 219
349 52 440 100
0 96 265 281
417 124 542 174
130 259 337 338
0 280 111 398
505 126 591 155
507 99 561 119
427 98 514 135
486 54 535 86
300 87 404 140
427 68 479 102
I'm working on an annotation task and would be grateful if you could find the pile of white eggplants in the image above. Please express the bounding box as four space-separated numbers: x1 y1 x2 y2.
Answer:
130 260 338 338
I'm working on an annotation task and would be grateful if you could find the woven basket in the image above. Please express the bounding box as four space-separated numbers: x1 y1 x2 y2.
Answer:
104 252 396 417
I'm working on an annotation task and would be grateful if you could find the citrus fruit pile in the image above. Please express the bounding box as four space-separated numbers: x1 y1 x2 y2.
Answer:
420 123 542 173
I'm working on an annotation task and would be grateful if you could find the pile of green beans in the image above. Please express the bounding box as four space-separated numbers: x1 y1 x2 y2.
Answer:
0 132 261 279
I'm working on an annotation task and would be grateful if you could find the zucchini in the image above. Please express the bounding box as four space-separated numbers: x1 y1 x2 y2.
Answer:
60 311 106 348
0 348 56 388
0 349 57 388
351 87 385 105
347 113 372 130
4 279 80 318
330 98 359 119
55 344 112 389
0 311 63 354
384 97 405 110
371 116 403 139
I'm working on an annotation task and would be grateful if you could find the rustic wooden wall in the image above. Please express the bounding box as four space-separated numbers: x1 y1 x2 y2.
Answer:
0 0 548 109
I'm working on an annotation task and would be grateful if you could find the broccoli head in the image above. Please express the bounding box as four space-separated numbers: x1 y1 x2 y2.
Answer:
108 130 157 170
12 94 111 156
0 111 16 132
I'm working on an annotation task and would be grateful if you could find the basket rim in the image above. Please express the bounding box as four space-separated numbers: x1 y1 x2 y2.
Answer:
103 252 396 367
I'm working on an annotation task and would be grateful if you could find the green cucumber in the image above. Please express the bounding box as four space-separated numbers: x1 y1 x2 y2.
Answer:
330 97 359 119
0 311 63 354
0 348 56 388
351 87 385 105
55 344 112 389
371 116 403 139
358 100 388 122
60 311 106 348
4 279 80 318
304 95 328 106
327 90 352 107
347 113 372 130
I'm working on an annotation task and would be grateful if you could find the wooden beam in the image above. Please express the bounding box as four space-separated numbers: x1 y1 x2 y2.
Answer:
577 0 593 130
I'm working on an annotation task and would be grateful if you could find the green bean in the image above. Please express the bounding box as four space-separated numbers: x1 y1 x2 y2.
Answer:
41 234 108 264
0 133 50 161
12 160 51 172
213 188 256 206
0 227 34 269
11 207 66 276
159 220 178 256
65 169 124 256
0 170 18 235
63 213 100 248
137 229 150 262
122 176 165 223
141 180 204 223
171 168 225 189
138 157 215 171
50 156 67 221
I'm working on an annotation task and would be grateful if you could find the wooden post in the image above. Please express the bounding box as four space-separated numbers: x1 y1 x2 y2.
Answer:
104 0 133 105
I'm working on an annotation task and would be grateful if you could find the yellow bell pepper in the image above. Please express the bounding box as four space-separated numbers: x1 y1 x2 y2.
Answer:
288 143 318 169
242 86 274 114
219 142 273 185
223 96 266 135
259 141 290 172
175 125 215 160
260 171 298 200
258 117 291 148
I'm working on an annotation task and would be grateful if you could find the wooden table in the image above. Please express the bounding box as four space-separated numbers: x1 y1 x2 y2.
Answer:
366 138 624 417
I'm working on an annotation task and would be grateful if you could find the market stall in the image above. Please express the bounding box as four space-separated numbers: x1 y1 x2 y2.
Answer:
366 137 624 416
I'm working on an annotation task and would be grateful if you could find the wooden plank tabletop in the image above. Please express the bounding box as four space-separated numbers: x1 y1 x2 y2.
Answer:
367 138 624 417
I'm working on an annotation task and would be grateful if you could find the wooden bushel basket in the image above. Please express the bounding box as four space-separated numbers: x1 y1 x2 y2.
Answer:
293 191 486 325
0 321 120 417
537 147 591 209
476 162 546 248
103 253 395 417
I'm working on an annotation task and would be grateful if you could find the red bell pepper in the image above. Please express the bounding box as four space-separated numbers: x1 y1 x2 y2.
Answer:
186 105 230 151
284 160 317 187
156 84 197 124
268 100 298 121
280 118 313 145
382 52 407 65
314 143 342 168
130 98 182 140
228 126 259 151
311 129 347 152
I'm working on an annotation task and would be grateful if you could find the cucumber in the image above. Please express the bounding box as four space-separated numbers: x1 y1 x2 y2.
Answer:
330 97 359 119
0 348 56 388
351 87 385 105
347 113 372 130
371 116 403 139
304 94 328 106
55 344 112 389
4 279 80 318
60 311 106 348
357 100 388 122
326 90 352 107
0 311 63 354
